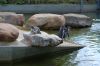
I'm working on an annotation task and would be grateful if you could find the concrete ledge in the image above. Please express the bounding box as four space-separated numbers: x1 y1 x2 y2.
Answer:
0 42 84 62
0 30 85 62
0 4 96 13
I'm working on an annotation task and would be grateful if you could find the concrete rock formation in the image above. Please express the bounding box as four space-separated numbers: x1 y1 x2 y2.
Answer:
25 14 65 30
23 31 63 47
64 13 92 28
0 12 24 26
0 23 19 42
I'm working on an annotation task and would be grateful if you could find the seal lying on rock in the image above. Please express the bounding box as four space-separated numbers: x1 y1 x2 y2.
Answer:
23 26 63 47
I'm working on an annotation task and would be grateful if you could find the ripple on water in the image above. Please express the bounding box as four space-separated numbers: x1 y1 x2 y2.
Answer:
90 23 100 32
76 61 100 66
70 22 100 66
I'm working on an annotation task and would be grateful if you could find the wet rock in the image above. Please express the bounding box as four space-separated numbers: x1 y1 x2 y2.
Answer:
0 23 19 42
0 12 25 26
25 14 65 30
23 26 63 47
63 13 92 28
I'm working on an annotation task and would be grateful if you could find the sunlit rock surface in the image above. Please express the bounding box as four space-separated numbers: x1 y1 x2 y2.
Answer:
0 23 19 42
25 14 65 29
64 13 92 28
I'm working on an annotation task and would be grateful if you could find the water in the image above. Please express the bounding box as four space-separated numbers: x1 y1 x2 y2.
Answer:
1 12 100 66
69 23 100 66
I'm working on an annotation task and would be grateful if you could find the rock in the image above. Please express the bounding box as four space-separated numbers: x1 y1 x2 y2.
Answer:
63 13 92 28
25 14 65 30
0 17 5 22
0 23 19 42
16 14 25 26
23 31 63 47
0 12 25 26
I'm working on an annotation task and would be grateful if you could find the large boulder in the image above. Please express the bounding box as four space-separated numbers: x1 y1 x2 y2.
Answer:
0 23 19 42
0 12 24 26
25 14 65 30
23 31 63 47
63 13 92 28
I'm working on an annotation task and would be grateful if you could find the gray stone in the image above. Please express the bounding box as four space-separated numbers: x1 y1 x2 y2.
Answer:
25 14 65 30
64 13 93 28
23 31 63 47
0 41 84 62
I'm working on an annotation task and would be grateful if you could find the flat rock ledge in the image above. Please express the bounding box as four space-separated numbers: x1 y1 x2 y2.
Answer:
0 30 85 62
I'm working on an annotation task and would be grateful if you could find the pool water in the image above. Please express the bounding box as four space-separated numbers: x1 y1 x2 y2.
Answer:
1 12 100 66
